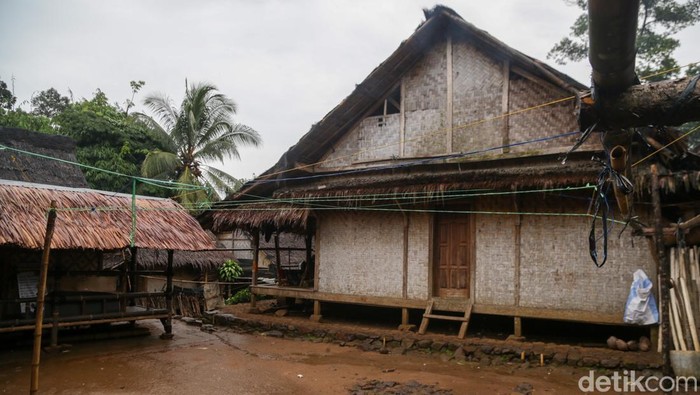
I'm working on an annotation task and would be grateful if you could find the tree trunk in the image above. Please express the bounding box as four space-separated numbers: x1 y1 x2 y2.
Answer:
580 75 700 131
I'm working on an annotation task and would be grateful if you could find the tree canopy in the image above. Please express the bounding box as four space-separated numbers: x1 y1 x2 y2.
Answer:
549 0 700 80
139 81 262 208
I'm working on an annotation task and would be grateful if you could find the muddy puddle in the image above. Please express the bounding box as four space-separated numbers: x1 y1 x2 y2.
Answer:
1 319 592 394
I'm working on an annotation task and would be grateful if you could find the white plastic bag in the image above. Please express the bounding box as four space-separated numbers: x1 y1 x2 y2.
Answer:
623 269 659 325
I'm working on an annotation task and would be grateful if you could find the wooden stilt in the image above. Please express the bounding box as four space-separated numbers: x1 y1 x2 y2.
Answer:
250 231 260 311
310 300 322 322
30 201 57 395
160 249 174 339
514 316 523 338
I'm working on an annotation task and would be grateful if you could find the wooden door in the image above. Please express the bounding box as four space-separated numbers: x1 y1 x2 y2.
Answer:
434 214 472 298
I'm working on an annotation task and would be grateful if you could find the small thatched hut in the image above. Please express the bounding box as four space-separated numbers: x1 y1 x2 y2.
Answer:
0 128 215 339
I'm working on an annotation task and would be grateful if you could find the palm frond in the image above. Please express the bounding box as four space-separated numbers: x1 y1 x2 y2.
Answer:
196 124 262 162
143 94 178 134
141 150 181 179
202 164 243 196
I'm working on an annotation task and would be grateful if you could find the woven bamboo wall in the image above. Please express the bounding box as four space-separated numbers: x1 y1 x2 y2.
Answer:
474 196 517 305
404 42 448 157
357 114 400 162
473 195 655 316
507 76 581 153
317 34 595 171
451 39 504 153
407 212 430 299
317 211 430 299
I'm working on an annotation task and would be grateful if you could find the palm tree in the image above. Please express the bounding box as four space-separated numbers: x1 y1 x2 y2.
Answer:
138 81 262 207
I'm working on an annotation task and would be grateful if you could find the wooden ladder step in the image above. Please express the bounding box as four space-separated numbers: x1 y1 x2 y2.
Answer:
457 302 474 339
423 313 470 322
418 300 434 335
419 299 473 339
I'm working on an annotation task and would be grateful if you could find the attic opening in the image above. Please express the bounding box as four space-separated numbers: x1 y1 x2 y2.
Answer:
367 86 401 127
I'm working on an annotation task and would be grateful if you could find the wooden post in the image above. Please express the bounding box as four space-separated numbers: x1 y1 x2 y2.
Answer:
128 246 138 306
501 59 510 153
303 229 313 287
446 35 453 154
652 165 672 376
310 300 322 322
274 232 284 285
514 317 523 338
30 201 57 395
402 213 409 299
160 249 174 339
250 231 259 310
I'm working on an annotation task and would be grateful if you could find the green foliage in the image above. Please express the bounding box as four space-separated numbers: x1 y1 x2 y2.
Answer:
549 0 700 79
218 259 243 282
31 88 70 117
138 81 262 208
225 288 251 305
52 90 174 195
0 108 55 134
0 79 16 111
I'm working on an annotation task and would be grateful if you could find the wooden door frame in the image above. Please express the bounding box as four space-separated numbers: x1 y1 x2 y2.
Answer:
431 211 476 299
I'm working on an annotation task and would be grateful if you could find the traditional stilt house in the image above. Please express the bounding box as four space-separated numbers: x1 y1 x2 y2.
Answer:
204 6 699 340
0 128 214 341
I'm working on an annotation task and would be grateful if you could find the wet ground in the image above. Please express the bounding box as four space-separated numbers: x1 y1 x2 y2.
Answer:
0 319 600 394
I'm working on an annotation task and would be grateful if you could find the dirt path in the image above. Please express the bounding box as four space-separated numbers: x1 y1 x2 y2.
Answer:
1 320 590 394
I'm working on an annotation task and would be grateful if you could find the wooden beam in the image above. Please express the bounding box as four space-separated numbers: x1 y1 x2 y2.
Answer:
251 231 260 309
400 79 405 157
160 249 174 339
30 200 57 395
501 59 510 154
446 35 453 153
402 213 409 299
580 75 700 131
514 196 522 307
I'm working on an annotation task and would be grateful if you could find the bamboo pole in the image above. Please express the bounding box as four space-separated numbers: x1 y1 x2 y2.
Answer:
250 231 259 309
30 201 57 395
680 278 699 350
652 164 672 376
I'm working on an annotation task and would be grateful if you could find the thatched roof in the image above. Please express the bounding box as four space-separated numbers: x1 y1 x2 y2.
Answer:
0 127 89 188
227 5 586 201
212 202 310 233
0 180 214 251
200 6 589 232
104 248 233 270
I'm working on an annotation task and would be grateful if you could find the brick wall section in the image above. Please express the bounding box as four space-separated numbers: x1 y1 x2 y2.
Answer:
452 39 504 153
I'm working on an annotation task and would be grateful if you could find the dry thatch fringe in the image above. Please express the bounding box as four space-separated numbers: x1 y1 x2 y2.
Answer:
0 181 214 251
104 248 234 270
212 202 309 233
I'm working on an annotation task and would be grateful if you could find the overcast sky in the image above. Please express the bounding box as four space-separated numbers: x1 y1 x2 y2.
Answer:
1 1 699 180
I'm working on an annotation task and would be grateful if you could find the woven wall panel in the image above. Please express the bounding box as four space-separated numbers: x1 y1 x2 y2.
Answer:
474 197 517 305
318 211 404 297
358 114 400 162
407 212 430 299
404 43 448 157
452 40 504 153
508 77 580 153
